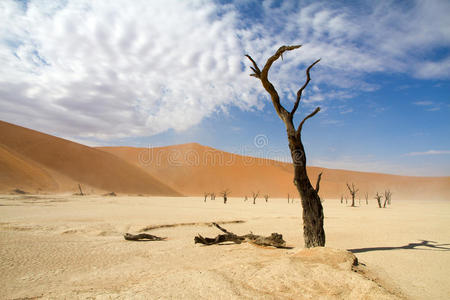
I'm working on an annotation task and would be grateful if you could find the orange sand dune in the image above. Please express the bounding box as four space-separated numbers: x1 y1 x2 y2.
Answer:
98 143 450 200
0 121 180 196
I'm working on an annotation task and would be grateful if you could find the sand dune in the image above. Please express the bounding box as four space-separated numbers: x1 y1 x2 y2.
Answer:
98 143 450 200
1 120 448 199
0 121 180 196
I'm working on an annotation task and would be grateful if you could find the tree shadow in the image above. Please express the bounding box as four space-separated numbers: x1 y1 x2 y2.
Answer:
349 240 450 254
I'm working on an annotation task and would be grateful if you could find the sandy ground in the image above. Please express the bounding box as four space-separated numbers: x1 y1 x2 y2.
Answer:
0 195 449 299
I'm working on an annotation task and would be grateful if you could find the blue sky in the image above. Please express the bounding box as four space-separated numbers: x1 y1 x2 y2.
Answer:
0 0 449 176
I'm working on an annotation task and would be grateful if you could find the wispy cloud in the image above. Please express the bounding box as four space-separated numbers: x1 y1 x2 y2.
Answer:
413 101 442 111
405 150 450 156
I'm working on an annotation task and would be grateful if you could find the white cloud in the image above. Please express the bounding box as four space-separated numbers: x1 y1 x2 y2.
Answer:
0 0 261 139
405 150 450 156
0 0 449 141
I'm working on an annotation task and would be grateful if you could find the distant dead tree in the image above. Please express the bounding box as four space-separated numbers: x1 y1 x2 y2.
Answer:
203 192 209 202
364 192 369 205
246 45 324 247
78 184 84 196
346 183 359 207
345 196 348 204
384 190 392 208
210 193 216 200
252 191 259 205
221 189 230 204
287 193 290 203
340 195 343 204
358 197 361 206
244 195 248 202
375 192 383 208
264 194 269 202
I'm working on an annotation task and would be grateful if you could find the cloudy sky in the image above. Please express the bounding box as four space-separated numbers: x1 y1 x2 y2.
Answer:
1 0 449 176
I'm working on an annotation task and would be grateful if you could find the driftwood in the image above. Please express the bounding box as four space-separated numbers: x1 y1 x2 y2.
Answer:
123 233 166 241
194 223 287 248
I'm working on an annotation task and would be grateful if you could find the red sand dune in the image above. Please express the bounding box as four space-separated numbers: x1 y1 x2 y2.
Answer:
98 143 450 200
0 120 180 196
1 119 448 200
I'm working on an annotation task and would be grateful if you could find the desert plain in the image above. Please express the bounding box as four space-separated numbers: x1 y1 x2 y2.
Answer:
1 194 449 299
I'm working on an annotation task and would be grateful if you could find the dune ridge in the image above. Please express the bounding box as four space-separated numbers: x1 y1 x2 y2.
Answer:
98 143 450 200
0 120 180 196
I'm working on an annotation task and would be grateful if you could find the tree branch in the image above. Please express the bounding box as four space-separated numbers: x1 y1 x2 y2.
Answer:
246 45 302 121
291 59 321 115
245 55 261 78
297 107 320 134
315 172 323 193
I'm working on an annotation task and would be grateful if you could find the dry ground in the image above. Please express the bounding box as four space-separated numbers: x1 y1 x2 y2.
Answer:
0 195 449 299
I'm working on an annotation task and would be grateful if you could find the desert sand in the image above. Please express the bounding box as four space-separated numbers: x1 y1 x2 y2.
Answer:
1 194 449 299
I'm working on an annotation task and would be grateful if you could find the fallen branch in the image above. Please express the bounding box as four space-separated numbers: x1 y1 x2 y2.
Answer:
194 223 287 248
123 233 166 241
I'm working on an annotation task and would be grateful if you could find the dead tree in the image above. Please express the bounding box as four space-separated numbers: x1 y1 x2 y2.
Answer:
287 193 290 203
345 196 348 204
252 191 259 205
346 183 359 207
221 189 230 204
246 45 324 247
364 192 369 205
210 192 216 200
375 192 383 208
264 194 269 202
203 192 209 202
194 223 287 248
244 195 248 201
78 184 84 196
384 190 392 208
340 195 343 204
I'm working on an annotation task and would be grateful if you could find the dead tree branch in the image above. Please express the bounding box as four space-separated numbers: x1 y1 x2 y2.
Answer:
124 233 166 241
315 172 323 193
194 223 287 248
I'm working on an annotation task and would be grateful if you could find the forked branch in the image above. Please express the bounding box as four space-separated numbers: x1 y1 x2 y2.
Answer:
246 45 302 120
291 59 321 115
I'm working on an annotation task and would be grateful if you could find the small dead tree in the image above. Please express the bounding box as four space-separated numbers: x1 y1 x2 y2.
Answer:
345 196 348 204
244 195 248 202
210 193 216 200
247 45 324 247
340 195 343 204
375 192 383 208
78 184 84 196
346 183 359 207
252 191 259 205
203 192 209 202
264 194 269 202
287 193 290 204
384 190 392 208
364 192 369 205
221 189 230 204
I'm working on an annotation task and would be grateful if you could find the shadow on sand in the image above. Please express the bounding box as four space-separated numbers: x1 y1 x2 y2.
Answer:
349 240 450 254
